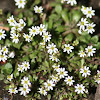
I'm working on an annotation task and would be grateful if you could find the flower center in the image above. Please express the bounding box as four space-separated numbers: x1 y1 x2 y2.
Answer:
48 83 51 86
84 70 87 73
23 88 26 91
78 87 82 90
0 32 2 36
51 47 54 50
55 67 58 69
88 49 92 52
60 71 64 75
66 47 70 50
88 11 91 14
8 75 11 79
25 64 28 67
40 28 43 32
42 90 44 94
81 52 84 55
3 48 6 51
37 9 40 13
21 24 24 27
84 7 86 10
26 36 29 39
1 54 4 58
19 67 22 70
25 81 28 84
81 22 84 25
11 19 14 22
45 35 48 39
19 0 23 3
68 79 71 82
14 36 18 39
88 26 92 30
12 89 15 92
33 29 36 33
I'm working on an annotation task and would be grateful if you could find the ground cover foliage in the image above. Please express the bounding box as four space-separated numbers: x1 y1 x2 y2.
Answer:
0 0 100 100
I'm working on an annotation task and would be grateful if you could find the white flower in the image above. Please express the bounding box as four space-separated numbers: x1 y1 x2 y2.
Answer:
97 70 100 77
42 32 51 42
19 86 31 96
1 46 8 54
49 54 59 62
0 53 7 62
75 84 85 94
8 87 18 94
21 77 31 87
95 77 100 84
8 51 15 58
86 23 96 34
23 33 31 42
64 76 75 86
17 64 24 73
38 88 47 96
46 43 58 54
19 19 26 29
78 29 82 34
15 0 26 8
66 0 77 6
78 50 86 57
50 75 59 83
7 15 16 26
0 29 6 40
13 22 22 31
34 6 43 14
81 6 87 15
80 66 91 77
63 44 74 54
85 46 96 57
77 18 88 31
37 24 46 36
29 26 38 36
10 27 16 34
86 7 95 18
7 74 13 81
52 64 60 72
10 33 19 43
22 61 30 71
44 80 55 91
40 41 46 48
61 0 65 3
57 68 68 79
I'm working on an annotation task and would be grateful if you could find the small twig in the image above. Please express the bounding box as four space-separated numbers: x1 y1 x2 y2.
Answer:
62 29 79 37
0 26 9 31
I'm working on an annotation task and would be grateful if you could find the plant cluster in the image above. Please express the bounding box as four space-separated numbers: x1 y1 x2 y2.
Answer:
0 0 100 100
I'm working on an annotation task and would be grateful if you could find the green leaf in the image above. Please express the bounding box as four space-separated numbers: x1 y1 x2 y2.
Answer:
91 35 99 44
55 5 62 14
0 74 4 80
72 10 82 22
48 19 53 30
56 25 65 32
33 0 41 6
27 17 33 26
78 35 91 43
13 63 19 78
5 39 12 47
47 94 51 100
94 42 100 50
18 13 23 19
61 9 69 22
65 33 74 42
12 42 22 49
1 63 13 75
33 74 38 81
